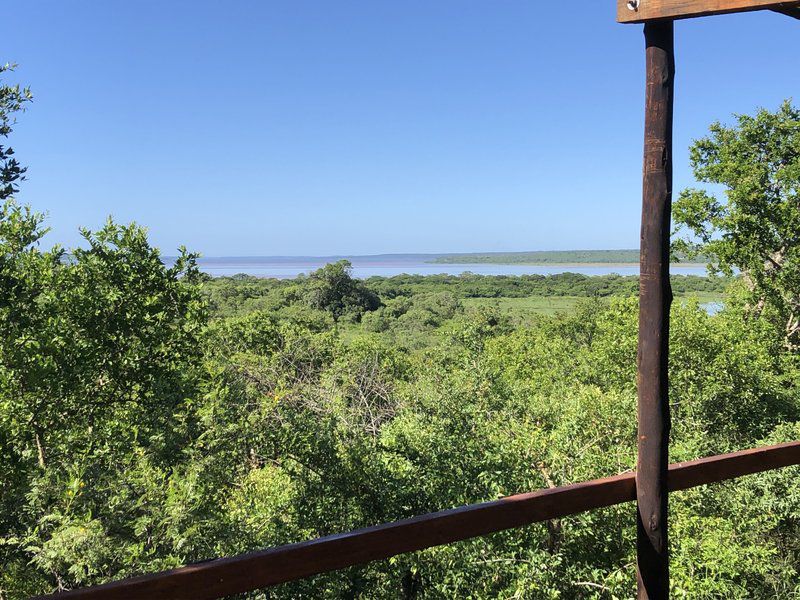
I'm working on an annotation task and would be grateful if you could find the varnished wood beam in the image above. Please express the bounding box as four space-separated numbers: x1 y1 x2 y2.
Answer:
618 0 800 23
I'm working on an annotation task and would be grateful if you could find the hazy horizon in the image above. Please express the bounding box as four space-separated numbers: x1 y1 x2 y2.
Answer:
5 2 797 255
176 252 709 279
176 249 643 259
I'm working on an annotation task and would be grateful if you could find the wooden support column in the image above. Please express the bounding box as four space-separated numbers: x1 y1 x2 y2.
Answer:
636 19 674 600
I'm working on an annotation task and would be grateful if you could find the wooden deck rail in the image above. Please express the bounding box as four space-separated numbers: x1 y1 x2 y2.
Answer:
37 440 800 600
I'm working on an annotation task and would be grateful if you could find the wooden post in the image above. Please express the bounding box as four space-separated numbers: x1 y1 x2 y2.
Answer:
636 19 674 600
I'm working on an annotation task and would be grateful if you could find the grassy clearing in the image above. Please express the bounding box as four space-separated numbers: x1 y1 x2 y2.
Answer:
464 296 582 316
466 291 725 322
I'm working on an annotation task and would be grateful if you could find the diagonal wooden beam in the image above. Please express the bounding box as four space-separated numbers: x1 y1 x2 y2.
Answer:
618 0 800 23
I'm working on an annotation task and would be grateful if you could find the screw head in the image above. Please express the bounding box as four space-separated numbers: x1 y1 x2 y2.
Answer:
627 0 640 10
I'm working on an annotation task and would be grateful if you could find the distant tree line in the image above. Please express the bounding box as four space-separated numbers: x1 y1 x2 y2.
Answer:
200 269 729 319
430 249 710 265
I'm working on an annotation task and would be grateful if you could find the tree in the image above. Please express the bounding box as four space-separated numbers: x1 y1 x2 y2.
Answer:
0 203 208 593
303 260 380 321
673 101 800 346
0 208 206 468
0 63 32 200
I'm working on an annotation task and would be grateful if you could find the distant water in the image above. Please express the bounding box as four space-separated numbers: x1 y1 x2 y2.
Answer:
702 301 725 315
191 255 709 279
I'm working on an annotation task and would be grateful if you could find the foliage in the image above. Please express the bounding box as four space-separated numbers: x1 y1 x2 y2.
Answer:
3 208 798 597
673 101 800 346
0 202 207 595
0 64 32 200
203 271 728 321
365 271 726 301
302 259 380 321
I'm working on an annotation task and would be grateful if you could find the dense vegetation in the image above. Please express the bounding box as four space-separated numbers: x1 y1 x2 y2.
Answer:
674 101 800 349
2 65 799 598
2 210 798 598
204 271 727 316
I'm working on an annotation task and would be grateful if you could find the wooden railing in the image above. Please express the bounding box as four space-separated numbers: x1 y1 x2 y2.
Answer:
36 440 800 600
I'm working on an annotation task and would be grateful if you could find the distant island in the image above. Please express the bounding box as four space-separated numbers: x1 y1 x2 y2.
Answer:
429 249 706 265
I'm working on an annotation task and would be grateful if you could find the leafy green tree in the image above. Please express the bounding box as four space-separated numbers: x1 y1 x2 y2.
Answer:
303 260 380 321
1 209 206 468
673 101 800 346
0 203 207 594
0 64 32 200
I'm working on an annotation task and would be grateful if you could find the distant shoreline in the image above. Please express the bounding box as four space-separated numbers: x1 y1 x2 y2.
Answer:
425 261 708 268
176 249 708 267
173 252 713 279
426 249 710 266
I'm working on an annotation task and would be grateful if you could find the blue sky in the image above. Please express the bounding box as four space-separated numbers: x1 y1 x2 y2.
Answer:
2 2 798 256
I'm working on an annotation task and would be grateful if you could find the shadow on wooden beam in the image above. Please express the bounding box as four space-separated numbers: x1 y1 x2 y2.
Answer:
773 4 800 17
35 441 800 600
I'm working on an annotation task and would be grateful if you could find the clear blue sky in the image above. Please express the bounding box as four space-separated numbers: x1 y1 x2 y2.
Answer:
3 2 798 256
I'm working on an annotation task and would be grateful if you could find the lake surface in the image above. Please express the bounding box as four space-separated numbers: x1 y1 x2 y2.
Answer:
193 255 709 279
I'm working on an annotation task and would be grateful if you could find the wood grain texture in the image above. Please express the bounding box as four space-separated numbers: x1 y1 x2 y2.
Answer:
35 441 800 600
636 20 674 600
617 0 800 23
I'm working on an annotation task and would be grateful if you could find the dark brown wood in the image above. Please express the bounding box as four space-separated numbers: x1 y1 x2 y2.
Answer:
617 0 800 23
35 441 800 600
637 19 675 600
773 3 800 16
670 441 800 491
